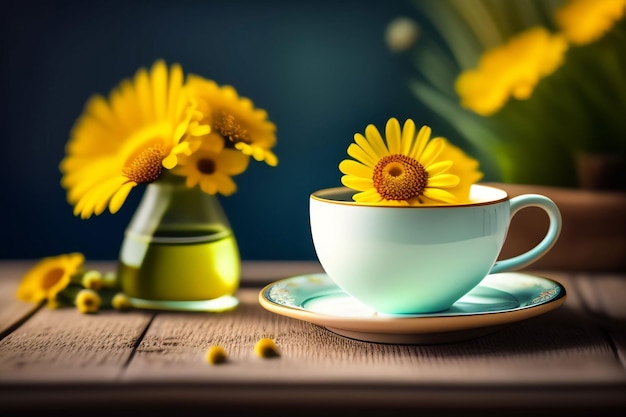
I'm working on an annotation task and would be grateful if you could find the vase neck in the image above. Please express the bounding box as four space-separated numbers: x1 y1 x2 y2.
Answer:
127 169 230 239
153 170 188 187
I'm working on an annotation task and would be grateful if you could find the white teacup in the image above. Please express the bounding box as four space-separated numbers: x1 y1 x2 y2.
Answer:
309 184 562 314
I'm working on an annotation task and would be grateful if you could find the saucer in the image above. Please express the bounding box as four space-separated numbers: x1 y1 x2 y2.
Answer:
258 272 566 344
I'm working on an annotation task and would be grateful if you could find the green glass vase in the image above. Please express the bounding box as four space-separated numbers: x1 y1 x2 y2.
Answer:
117 172 240 312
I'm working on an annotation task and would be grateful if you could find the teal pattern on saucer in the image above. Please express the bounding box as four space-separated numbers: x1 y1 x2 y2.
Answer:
531 286 560 305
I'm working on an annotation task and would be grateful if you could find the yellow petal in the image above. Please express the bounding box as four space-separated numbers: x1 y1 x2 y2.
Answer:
353 188 382 203
162 154 178 169
134 67 152 120
419 137 445 168
199 176 219 195
338 159 373 178
410 125 432 160
213 172 237 196
385 117 402 154
167 63 183 122
426 160 453 177
422 187 457 203
109 182 136 214
400 119 416 155
341 175 374 191
191 124 211 136
427 173 460 188
264 151 279 167
364 124 389 156
353 133 382 165
346 143 378 168
171 141 191 156
151 60 167 118
218 149 250 175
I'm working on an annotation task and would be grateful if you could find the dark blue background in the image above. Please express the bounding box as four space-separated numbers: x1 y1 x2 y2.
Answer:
1 0 491 262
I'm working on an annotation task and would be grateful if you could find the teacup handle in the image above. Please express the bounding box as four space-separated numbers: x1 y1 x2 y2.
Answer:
490 194 562 274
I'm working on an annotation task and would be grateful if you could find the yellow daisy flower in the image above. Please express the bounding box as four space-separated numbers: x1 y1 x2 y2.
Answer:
173 139 250 196
16 253 85 304
60 59 209 219
455 27 568 116
185 75 278 167
435 140 484 202
339 117 482 206
556 0 626 45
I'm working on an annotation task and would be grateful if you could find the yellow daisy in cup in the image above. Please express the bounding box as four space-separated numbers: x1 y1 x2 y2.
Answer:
16 252 85 304
185 75 278 167
60 60 209 219
339 117 482 206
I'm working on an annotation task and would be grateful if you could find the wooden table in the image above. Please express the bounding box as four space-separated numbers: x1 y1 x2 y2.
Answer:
1 260 625 415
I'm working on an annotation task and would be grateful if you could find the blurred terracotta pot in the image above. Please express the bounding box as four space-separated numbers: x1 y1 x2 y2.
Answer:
487 182 626 272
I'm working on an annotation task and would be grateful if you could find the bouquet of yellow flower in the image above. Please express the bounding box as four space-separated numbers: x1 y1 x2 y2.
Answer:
388 0 626 189
60 59 278 219
16 60 278 313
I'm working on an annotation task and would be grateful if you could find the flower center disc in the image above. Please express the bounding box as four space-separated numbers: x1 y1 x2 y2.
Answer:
42 268 64 290
373 154 428 200
197 158 216 175
123 145 166 183
215 112 250 144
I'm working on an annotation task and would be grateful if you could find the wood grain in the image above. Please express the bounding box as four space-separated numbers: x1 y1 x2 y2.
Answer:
1 262 625 413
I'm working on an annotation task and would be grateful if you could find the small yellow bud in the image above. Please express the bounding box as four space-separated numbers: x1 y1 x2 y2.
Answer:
75 289 101 314
81 270 104 290
206 345 228 365
112 293 132 311
254 337 280 358
102 272 118 288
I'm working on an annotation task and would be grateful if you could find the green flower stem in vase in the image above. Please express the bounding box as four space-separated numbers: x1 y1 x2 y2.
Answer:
117 172 240 312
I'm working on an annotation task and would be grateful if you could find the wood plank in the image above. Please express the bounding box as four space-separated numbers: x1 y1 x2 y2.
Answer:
0 261 40 336
0 306 153 382
0 260 321 383
5 266 621 388
122 274 626 387
0 260 322 335
575 273 626 370
0 266 625 412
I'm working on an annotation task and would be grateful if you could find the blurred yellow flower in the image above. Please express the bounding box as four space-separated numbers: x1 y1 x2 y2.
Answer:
556 0 626 45
16 253 85 304
339 117 482 205
456 27 568 116
396 0 626 188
